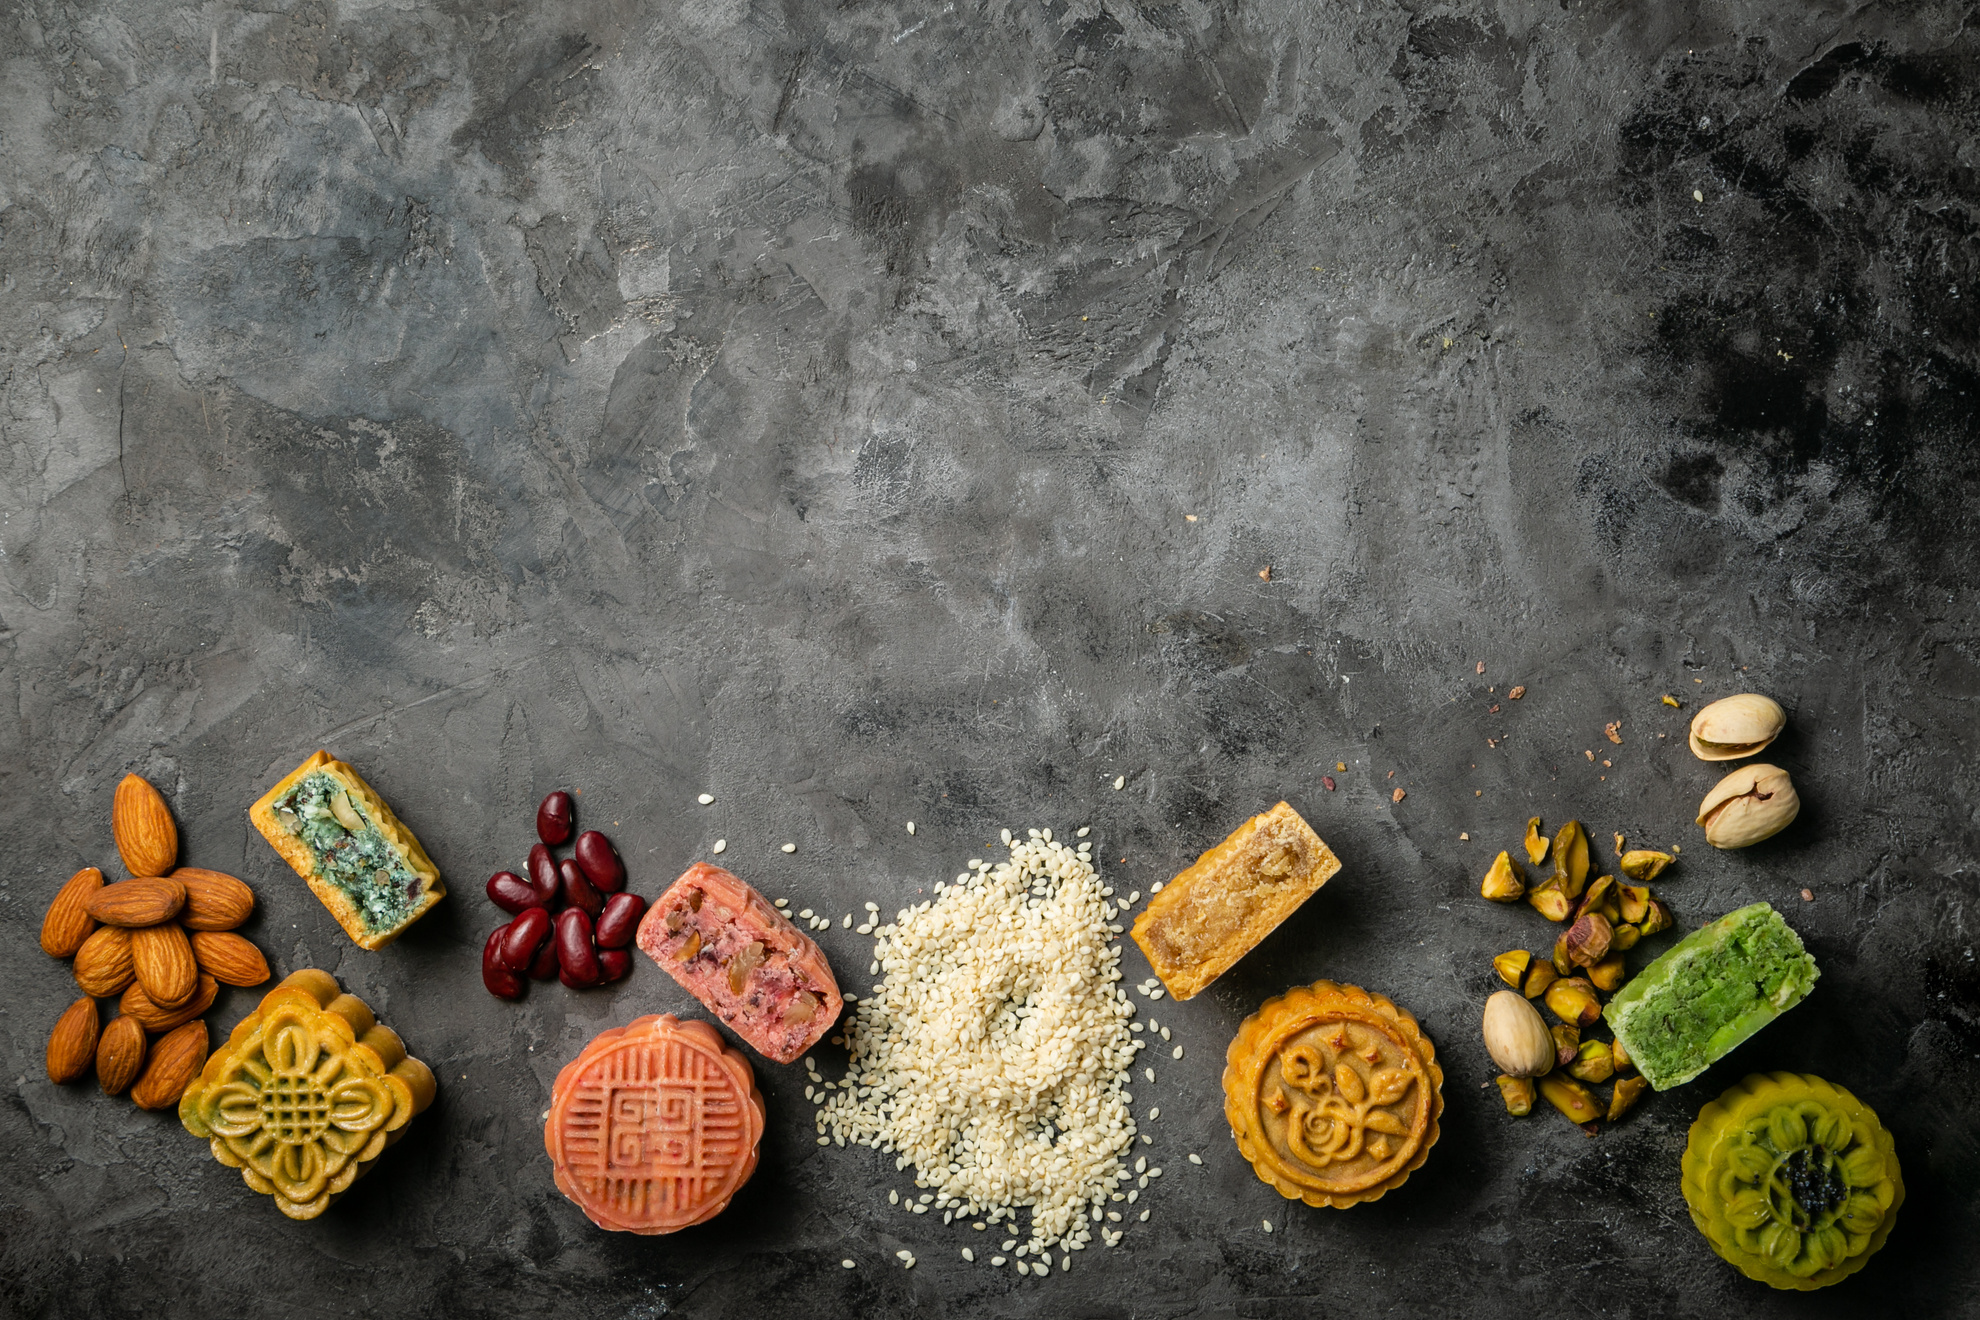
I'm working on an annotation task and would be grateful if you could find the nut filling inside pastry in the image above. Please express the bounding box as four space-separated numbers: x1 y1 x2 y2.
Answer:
271 772 430 935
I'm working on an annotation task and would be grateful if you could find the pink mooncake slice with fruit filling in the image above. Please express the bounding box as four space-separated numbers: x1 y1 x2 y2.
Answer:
635 862 843 1064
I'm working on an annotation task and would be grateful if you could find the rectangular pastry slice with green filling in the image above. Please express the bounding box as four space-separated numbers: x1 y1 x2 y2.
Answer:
1603 901 1818 1090
250 750 446 950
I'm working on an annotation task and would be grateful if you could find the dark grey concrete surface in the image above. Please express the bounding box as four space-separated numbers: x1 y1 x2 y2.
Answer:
3 1 1977 1316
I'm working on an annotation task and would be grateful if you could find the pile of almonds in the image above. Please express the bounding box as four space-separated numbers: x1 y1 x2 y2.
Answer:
39 774 271 1110
1478 817 1676 1133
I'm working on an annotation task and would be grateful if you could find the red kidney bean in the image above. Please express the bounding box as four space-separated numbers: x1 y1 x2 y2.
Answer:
527 844 561 906
597 948 632 982
482 926 526 1000
486 870 543 914
556 908 600 987
594 892 646 949
528 935 560 980
573 830 626 893
536 789 575 846
501 906 553 970
560 857 603 916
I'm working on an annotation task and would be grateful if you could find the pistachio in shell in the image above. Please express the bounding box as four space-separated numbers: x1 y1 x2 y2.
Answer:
1696 763 1800 848
1688 693 1786 761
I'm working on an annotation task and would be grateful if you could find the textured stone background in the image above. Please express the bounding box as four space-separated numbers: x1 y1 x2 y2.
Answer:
3 1 1977 1316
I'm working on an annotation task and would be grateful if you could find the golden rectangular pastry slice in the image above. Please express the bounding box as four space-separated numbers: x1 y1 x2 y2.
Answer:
1131 801 1339 1000
250 750 445 950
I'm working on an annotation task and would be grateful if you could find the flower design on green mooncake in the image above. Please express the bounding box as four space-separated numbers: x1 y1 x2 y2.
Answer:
1682 1072 1903 1291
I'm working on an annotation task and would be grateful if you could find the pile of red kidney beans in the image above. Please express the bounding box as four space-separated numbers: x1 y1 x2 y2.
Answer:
480 789 646 999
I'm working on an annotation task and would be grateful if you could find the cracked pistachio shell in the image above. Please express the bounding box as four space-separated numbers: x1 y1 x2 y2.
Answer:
1689 693 1786 761
1697 764 1800 848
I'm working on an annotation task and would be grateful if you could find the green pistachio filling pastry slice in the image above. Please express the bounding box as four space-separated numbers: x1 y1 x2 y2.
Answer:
1603 902 1818 1090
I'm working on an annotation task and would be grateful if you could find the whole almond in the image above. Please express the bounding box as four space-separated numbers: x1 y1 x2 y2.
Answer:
73 925 137 997
96 1015 148 1095
171 868 255 931
120 973 219 1032
131 923 199 1009
130 1020 207 1111
46 998 100 1084
188 931 270 986
40 867 105 957
112 773 179 878
87 876 188 928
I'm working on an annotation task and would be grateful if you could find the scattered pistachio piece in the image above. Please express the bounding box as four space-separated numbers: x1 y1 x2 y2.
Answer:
1480 851 1525 903
1551 1023 1581 1069
1496 1074 1536 1117
1524 817 1550 866
1528 876 1574 923
1567 1038 1616 1084
1608 1074 1650 1121
1493 949 1532 990
1538 1074 1603 1127
1549 820 1590 896
1611 1037 1634 1075
1617 884 1652 924
1573 875 1618 923
1619 849 1674 882
1544 977 1602 1028
1610 922 1642 952
1551 932 1575 977
1588 950 1627 993
1523 961 1559 1000
1564 912 1613 967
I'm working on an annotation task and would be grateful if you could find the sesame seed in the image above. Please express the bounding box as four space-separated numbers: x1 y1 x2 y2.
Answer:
991 1256 1006 1266
1262 1219 1273 1233
842 914 852 927
889 1189 898 1204
774 897 788 908
697 793 714 804
1139 1209 1149 1221
782 843 797 853
842 1259 855 1269
1127 890 1140 904
1150 881 1163 892
1188 1153 1202 1165
962 1248 974 1261
1077 826 1090 837
712 839 727 854
1149 1108 1160 1119
1144 1068 1155 1083
1113 776 1125 790
907 821 916 835
809 831 1142 1256
1172 1046 1183 1059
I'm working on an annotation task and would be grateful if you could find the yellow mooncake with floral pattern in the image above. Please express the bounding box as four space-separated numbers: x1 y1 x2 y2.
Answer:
180 969 436 1219
1224 981 1443 1208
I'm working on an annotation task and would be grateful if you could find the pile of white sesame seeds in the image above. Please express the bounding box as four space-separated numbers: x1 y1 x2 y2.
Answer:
814 829 1147 1259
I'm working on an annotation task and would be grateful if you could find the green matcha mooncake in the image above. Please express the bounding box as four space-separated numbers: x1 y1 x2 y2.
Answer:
1604 902 1818 1090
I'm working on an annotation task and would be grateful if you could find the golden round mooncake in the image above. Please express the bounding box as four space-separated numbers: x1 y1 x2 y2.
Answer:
1223 981 1443 1208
